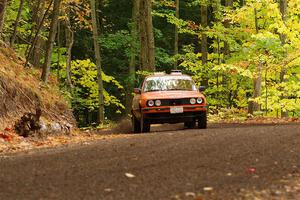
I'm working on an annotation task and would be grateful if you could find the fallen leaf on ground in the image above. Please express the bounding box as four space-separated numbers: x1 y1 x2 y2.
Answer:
4 127 12 132
203 187 213 191
185 192 196 197
125 173 136 178
247 167 257 173
104 188 113 192
0 133 13 142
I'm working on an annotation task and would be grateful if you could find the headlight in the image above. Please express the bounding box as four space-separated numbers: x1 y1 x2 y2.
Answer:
197 98 203 104
190 98 196 104
147 100 154 107
155 100 161 106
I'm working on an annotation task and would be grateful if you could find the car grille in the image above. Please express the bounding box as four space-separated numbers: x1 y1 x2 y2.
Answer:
160 98 191 106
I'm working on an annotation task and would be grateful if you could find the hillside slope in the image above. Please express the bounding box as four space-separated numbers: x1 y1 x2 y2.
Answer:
0 42 75 131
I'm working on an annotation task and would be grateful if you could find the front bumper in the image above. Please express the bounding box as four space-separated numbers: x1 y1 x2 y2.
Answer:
141 105 207 124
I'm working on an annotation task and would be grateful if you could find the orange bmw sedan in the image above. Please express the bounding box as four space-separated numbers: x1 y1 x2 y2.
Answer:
131 71 207 133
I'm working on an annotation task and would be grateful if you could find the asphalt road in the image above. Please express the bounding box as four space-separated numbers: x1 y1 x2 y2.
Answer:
0 124 300 200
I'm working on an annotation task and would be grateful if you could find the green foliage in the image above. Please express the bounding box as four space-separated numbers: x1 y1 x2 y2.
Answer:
4 0 32 55
64 59 125 113
176 0 300 117
100 30 135 58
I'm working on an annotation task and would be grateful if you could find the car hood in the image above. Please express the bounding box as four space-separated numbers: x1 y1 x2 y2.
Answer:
141 90 205 100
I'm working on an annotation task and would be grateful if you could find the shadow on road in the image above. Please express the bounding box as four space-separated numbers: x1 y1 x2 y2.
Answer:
97 119 300 135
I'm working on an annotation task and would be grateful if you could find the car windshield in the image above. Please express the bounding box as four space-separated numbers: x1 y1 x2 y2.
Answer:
143 76 197 92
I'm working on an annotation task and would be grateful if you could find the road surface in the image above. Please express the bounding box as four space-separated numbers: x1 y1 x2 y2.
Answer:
0 124 300 199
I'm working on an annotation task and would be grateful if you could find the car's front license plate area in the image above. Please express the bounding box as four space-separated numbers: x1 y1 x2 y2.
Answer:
170 106 184 114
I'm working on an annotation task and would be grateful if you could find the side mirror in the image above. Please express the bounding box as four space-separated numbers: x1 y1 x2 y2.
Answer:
199 86 206 92
133 88 141 94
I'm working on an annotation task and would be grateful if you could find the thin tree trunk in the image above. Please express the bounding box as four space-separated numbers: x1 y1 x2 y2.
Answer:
279 0 288 118
31 0 45 67
248 8 262 115
174 0 179 68
90 0 105 124
139 2 148 70
10 0 25 46
25 0 41 61
25 0 52 68
146 0 155 71
126 0 139 114
57 20 61 79
139 0 155 71
0 0 8 37
265 66 268 115
41 0 61 83
254 9 262 110
65 15 74 89
224 0 233 57
129 0 139 76
201 3 208 86
254 8 259 33
252 62 262 111
201 4 207 65
213 0 221 105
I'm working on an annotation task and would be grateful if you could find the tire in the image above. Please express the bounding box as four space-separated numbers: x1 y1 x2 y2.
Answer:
132 115 141 133
141 117 150 133
184 120 196 129
198 112 207 129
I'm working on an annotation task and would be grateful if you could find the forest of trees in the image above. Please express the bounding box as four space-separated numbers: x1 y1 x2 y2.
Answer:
0 0 299 127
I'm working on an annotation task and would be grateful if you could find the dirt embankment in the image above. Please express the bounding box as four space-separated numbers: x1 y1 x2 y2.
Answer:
0 41 75 131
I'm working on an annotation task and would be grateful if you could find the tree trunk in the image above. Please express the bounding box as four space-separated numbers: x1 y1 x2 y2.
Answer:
201 4 207 65
126 0 140 114
10 0 25 46
146 0 155 71
41 0 61 83
213 0 221 104
174 0 179 68
31 0 46 67
254 8 259 33
129 0 139 77
248 8 262 115
139 0 155 71
252 63 262 112
56 20 61 79
25 0 52 68
90 0 105 124
139 4 148 71
201 3 208 86
213 0 221 64
224 0 233 57
65 15 74 89
25 0 45 67
279 0 288 118
0 0 8 37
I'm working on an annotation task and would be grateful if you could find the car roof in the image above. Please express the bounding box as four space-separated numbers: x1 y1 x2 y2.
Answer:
145 74 192 79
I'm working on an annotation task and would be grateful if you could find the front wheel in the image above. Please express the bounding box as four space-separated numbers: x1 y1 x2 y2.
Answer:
141 118 150 133
198 112 207 129
132 115 141 133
